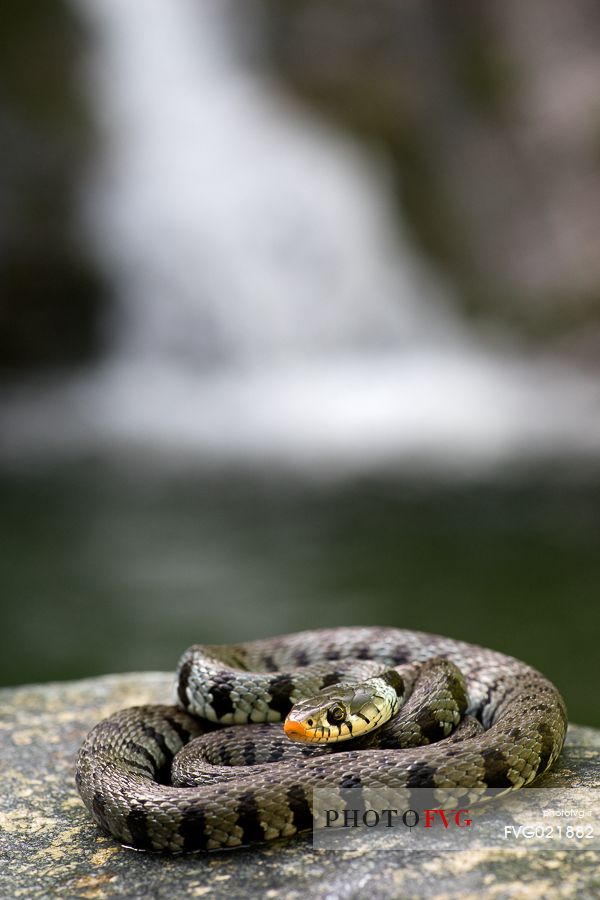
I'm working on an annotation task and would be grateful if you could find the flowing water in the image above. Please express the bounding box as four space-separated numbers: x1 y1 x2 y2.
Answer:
2 0 600 472
0 0 598 725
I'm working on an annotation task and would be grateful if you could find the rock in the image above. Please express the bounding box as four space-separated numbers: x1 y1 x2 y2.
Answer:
1 673 599 899
0 0 105 376
261 0 600 353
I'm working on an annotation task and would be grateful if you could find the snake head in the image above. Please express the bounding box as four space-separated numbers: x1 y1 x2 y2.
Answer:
283 670 404 744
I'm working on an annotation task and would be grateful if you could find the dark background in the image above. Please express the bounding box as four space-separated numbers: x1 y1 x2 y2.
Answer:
1 0 599 726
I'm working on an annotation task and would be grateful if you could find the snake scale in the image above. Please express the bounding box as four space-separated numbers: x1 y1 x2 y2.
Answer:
76 627 568 851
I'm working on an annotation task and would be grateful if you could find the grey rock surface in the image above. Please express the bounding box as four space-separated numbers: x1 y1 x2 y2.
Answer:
1 673 599 899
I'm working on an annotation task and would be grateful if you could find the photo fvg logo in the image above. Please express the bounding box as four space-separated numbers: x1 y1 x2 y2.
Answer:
323 807 473 830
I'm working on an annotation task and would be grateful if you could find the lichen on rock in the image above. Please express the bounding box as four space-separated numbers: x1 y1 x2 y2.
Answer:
1 673 599 899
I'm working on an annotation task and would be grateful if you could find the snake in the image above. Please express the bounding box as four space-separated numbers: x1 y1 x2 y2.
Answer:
75 627 568 852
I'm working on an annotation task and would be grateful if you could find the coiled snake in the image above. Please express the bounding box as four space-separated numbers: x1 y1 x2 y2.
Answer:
76 627 567 851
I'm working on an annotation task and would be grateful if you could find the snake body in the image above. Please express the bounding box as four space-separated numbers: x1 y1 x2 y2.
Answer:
76 627 567 851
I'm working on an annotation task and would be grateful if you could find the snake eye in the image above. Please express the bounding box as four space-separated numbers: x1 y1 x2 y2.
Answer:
326 703 345 725
306 719 314 727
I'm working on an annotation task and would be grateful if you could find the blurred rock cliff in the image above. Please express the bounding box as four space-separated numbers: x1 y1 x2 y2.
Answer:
262 0 600 356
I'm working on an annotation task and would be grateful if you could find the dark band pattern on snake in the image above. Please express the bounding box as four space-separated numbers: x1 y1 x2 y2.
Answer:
75 626 568 851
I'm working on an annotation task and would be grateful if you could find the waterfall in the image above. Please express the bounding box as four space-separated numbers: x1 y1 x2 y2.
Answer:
77 0 450 364
2 0 599 474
